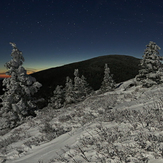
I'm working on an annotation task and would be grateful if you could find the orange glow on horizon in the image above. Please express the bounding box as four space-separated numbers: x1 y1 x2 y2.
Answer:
0 74 10 78
0 71 34 79
0 67 42 79
27 71 35 75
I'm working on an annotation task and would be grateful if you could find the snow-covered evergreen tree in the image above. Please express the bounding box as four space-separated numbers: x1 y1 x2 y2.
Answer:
74 69 93 100
74 69 81 93
80 75 93 96
48 85 64 109
101 63 115 92
64 76 75 105
74 69 83 99
135 41 163 87
0 43 42 129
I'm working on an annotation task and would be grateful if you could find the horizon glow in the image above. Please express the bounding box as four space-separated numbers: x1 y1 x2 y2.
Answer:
0 0 163 77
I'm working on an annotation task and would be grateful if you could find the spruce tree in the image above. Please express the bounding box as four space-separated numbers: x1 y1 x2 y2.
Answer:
74 69 81 94
0 43 42 129
135 41 163 87
64 76 75 105
101 63 115 92
48 85 64 109
74 69 93 100
80 75 93 97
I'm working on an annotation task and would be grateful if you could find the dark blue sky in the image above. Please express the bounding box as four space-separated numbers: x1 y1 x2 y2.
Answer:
1 0 163 77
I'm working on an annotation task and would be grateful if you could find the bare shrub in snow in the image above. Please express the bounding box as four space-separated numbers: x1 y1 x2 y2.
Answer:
51 98 163 163
39 121 70 142
0 128 30 155
24 136 45 148
39 122 54 134
58 114 72 122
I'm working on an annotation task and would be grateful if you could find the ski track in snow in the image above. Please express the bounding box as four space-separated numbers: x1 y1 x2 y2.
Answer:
5 126 86 163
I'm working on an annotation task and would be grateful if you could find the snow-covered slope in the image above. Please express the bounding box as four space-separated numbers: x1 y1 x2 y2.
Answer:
1 80 163 163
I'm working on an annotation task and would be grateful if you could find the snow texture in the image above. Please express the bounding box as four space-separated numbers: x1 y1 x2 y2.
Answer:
1 80 163 163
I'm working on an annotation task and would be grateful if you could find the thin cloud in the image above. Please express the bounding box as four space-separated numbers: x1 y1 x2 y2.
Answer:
26 68 39 74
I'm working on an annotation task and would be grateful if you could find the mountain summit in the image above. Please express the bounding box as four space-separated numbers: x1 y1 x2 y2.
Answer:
30 55 140 105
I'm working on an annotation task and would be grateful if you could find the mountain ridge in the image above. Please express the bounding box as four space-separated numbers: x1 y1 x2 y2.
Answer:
30 54 140 106
0 54 140 107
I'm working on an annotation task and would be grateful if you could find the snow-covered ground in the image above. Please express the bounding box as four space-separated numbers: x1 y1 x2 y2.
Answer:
1 79 163 163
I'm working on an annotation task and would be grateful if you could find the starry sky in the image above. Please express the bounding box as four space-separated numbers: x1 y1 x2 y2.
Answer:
0 0 163 78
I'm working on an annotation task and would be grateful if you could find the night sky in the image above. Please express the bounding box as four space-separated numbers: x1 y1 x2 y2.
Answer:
0 0 163 78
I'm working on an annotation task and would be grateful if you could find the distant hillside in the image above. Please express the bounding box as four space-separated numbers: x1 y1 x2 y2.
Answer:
0 55 140 107
30 55 140 105
0 79 3 95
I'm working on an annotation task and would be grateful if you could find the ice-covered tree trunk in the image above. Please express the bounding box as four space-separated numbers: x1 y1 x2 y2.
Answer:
48 85 64 109
0 43 42 129
100 63 115 92
135 41 163 87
